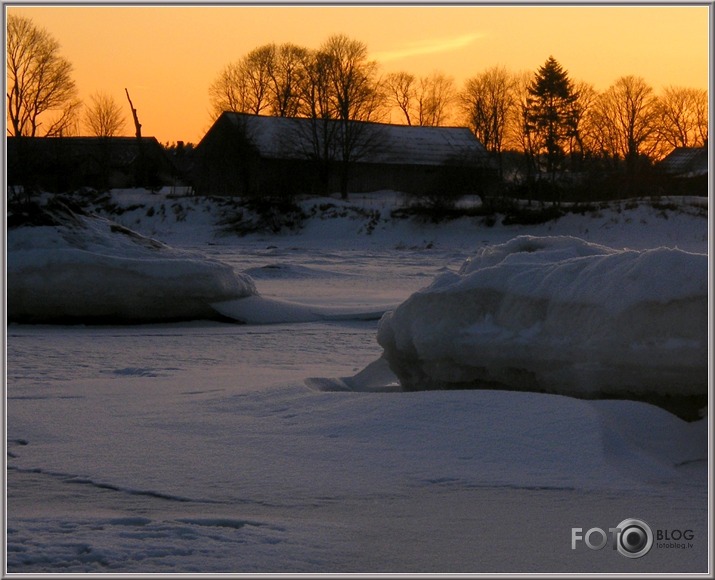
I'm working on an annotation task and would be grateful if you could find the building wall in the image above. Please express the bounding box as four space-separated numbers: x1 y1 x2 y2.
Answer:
193 119 252 196
194 152 491 198
345 162 494 197
7 137 176 193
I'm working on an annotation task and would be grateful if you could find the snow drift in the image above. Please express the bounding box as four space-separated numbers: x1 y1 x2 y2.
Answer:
212 295 392 324
377 235 708 419
7 201 256 323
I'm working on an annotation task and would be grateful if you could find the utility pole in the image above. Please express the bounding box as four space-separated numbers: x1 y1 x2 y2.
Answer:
125 88 142 139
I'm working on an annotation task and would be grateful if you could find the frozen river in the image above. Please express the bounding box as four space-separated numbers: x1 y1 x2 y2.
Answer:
6 199 710 573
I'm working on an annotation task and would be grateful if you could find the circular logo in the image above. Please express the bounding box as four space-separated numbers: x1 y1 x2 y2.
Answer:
616 518 653 559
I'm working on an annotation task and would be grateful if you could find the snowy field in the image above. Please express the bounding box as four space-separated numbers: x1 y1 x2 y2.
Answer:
5 190 711 573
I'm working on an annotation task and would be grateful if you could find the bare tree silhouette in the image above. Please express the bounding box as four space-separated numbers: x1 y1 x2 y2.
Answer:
655 86 708 150
84 91 126 137
459 66 517 177
590 76 659 173
6 14 80 137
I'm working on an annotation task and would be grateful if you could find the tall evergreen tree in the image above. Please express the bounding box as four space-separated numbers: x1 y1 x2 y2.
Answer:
524 56 577 182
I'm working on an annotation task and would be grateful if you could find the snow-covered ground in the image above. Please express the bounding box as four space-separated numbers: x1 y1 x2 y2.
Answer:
5 189 711 573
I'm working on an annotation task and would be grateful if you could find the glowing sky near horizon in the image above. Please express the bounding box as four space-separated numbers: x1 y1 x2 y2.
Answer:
6 4 711 144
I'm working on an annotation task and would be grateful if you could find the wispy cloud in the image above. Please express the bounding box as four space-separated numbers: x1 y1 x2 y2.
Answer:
372 33 484 63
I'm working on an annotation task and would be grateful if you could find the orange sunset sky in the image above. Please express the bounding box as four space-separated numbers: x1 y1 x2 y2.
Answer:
6 4 712 145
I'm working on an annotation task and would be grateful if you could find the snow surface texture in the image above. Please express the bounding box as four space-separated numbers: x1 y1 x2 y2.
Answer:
6 191 710 573
6 324 709 572
377 235 707 418
7 202 256 323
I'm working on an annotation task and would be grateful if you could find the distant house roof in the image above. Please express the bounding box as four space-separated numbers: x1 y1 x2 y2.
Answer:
7 136 167 165
659 146 709 177
215 112 490 167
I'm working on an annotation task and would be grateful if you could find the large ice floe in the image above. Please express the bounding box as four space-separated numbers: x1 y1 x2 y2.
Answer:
7 200 256 323
376 235 708 420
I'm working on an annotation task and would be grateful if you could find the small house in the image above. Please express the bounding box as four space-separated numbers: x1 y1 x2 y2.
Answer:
6 136 180 193
658 145 709 196
659 146 708 178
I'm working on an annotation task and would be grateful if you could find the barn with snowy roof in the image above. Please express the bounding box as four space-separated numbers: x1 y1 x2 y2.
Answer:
193 112 495 197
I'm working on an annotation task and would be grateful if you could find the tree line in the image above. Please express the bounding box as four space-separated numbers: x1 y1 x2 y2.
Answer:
7 15 709 198
208 37 707 189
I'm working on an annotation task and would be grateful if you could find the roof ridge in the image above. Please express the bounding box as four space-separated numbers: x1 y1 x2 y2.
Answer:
220 110 473 132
